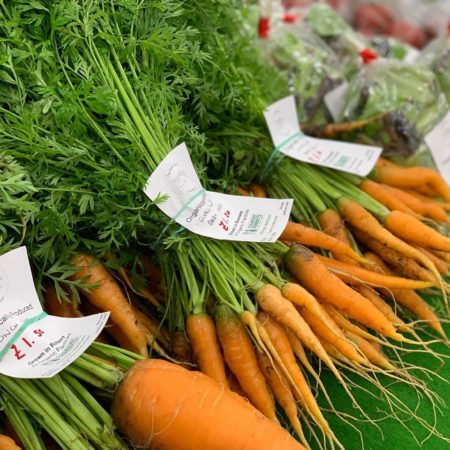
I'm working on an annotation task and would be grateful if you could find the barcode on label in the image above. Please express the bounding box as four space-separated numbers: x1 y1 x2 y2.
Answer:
335 155 350 169
244 214 263 234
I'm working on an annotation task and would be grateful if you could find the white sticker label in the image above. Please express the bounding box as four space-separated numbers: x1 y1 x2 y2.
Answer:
264 95 382 177
425 112 450 184
144 144 293 242
324 81 349 122
0 247 109 379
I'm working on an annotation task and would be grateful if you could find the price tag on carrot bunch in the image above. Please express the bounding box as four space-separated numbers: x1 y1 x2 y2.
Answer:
144 143 293 242
425 111 450 184
264 95 382 176
0 247 109 378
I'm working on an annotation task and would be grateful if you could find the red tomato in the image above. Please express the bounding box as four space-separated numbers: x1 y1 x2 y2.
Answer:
388 20 427 48
355 4 394 35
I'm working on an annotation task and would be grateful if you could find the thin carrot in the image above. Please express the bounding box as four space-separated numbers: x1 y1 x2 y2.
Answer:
405 189 450 211
280 221 367 264
316 254 434 289
317 208 356 264
227 371 246 398
186 313 229 387
0 435 21 450
238 187 250 196
256 351 307 446
112 359 305 450
337 197 443 295
248 183 268 198
44 284 82 318
285 245 403 340
256 312 331 433
171 331 193 369
360 180 416 215
381 184 449 222
256 284 349 370
365 253 446 338
215 305 277 422
104 322 139 353
371 164 450 202
71 253 148 357
344 331 394 370
384 210 450 252
351 228 436 283
414 246 450 275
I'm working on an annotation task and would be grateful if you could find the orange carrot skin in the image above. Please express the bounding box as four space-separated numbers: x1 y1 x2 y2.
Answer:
186 313 229 388
384 210 450 252
415 247 450 275
360 180 415 215
317 209 356 264
280 221 365 263
248 183 268 198
44 284 82 318
0 435 21 450
71 254 148 357
112 359 305 450
215 305 276 421
285 245 401 339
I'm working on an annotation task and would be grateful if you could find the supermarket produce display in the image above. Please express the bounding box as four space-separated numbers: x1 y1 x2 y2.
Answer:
1 1 450 449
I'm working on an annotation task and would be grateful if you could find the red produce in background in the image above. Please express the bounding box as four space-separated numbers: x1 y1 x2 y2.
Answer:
388 20 427 48
354 4 393 35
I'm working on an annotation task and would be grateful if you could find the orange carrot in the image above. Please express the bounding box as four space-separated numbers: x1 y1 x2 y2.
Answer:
405 189 450 211
351 228 436 283
248 183 268 198
285 245 402 340
238 187 250 196
381 185 449 222
256 312 331 432
256 284 347 370
365 253 446 337
317 208 356 264
316 254 433 289
44 284 82 318
0 435 21 450
344 331 394 370
186 313 229 387
71 254 148 357
112 359 305 450
171 331 193 368
256 351 306 444
384 210 450 252
414 246 450 275
227 371 246 398
215 305 277 421
371 164 450 202
299 307 366 364
280 221 366 264
337 198 442 290
360 180 416 215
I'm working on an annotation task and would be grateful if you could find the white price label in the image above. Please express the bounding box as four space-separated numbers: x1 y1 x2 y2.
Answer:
264 95 382 177
324 81 349 122
404 47 420 63
0 247 109 378
425 112 450 184
144 144 293 242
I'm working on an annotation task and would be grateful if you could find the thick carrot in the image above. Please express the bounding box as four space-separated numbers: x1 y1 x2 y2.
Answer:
381 185 449 222
371 164 450 202
44 284 82 318
0 435 21 450
365 253 446 337
112 359 305 450
104 322 139 353
351 228 436 283
317 209 356 264
285 245 402 340
248 183 268 198
337 198 442 290
316 254 434 289
360 180 416 215
215 305 277 421
171 331 193 368
256 312 331 432
71 254 148 357
384 210 450 252
256 284 347 370
299 307 366 364
256 351 306 445
186 313 228 387
280 221 366 264
344 331 394 370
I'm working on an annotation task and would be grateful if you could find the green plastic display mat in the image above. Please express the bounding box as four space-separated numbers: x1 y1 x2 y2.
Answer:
310 322 450 450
